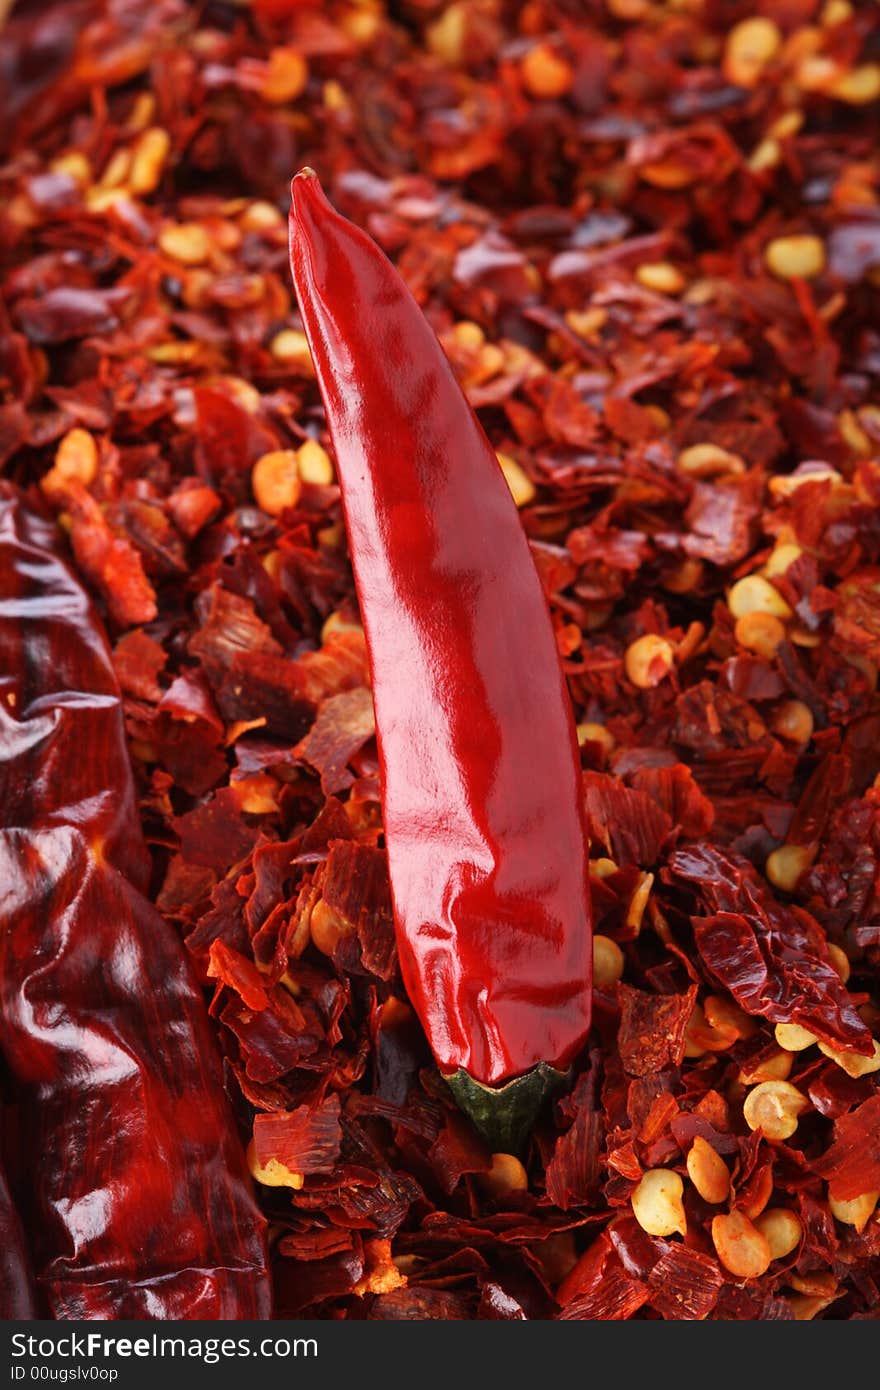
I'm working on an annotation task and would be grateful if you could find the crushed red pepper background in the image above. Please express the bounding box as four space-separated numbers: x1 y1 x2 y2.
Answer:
2 0 880 1320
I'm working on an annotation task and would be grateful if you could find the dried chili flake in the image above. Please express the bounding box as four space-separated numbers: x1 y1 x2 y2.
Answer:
668 845 873 1056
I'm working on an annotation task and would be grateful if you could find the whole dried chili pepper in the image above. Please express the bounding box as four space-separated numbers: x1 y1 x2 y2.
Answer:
288 171 593 1147
0 1156 37 1319
0 486 271 1320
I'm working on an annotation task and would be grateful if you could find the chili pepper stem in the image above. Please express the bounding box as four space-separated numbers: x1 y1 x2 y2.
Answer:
445 1065 570 1154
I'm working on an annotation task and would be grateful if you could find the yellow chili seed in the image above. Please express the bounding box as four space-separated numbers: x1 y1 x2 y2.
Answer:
728 575 793 620
686 1137 730 1205
520 43 574 99
712 1210 772 1278
631 1169 687 1238
764 542 804 577
830 64 880 106
774 1022 818 1052
704 995 756 1041
739 1050 795 1086
723 17 782 89
592 934 625 988
766 843 815 893
624 633 675 689
676 443 745 479
764 235 826 281
297 438 334 485
241 200 285 232
772 700 814 745
246 1139 304 1190
99 147 132 190
50 151 91 184
497 452 536 507
478 1153 529 1199
252 450 302 517
743 1080 808 1141
827 1189 879 1232
426 2 468 63
309 897 353 956
52 428 98 487
159 222 212 265
635 262 685 295
817 1037 880 1079
735 611 786 660
270 329 315 373
260 47 308 105
576 722 616 755
755 1208 803 1260
129 127 171 195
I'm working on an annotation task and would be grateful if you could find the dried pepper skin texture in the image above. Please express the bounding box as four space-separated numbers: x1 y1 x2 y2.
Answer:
288 171 592 1088
0 1158 37 1319
0 488 271 1321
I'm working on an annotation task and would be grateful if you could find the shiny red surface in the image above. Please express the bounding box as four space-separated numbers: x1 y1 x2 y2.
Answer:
288 173 592 1087
0 487 271 1320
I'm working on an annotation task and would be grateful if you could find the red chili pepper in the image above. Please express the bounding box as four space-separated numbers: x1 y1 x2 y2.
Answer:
0 487 271 1320
288 171 592 1137
0 1157 37 1319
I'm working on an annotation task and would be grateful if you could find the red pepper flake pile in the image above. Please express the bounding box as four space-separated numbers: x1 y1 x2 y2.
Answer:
2 0 880 1320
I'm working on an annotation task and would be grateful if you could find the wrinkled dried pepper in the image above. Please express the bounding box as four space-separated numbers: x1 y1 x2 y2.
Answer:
0 486 271 1320
288 171 593 1144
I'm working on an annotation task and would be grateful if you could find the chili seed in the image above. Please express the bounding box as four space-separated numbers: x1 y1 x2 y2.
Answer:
827 1189 879 1232
735 611 786 660
728 575 793 620
755 1208 803 1260
159 222 212 265
478 1153 529 1199
830 65 880 105
592 934 624 988
686 1137 730 1204
817 1036 880 1078
576 721 615 754
309 898 353 956
676 443 745 478
764 235 826 281
739 1050 795 1085
743 1080 808 1141
497 452 536 507
269 329 315 372
51 428 98 487
624 633 675 688
50 151 91 184
774 1022 818 1052
520 44 574 99
241 201 285 231
631 1169 687 1238
246 1139 304 1190
712 1210 772 1278
261 47 308 105
772 700 814 744
130 128 171 195
764 541 804 577
252 450 302 516
723 18 781 89
635 262 685 295
766 843 814 892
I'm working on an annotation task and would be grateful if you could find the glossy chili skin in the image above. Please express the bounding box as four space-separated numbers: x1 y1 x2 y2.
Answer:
289 172 592 1088
0 487 271 1320
0 1154 37 1319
